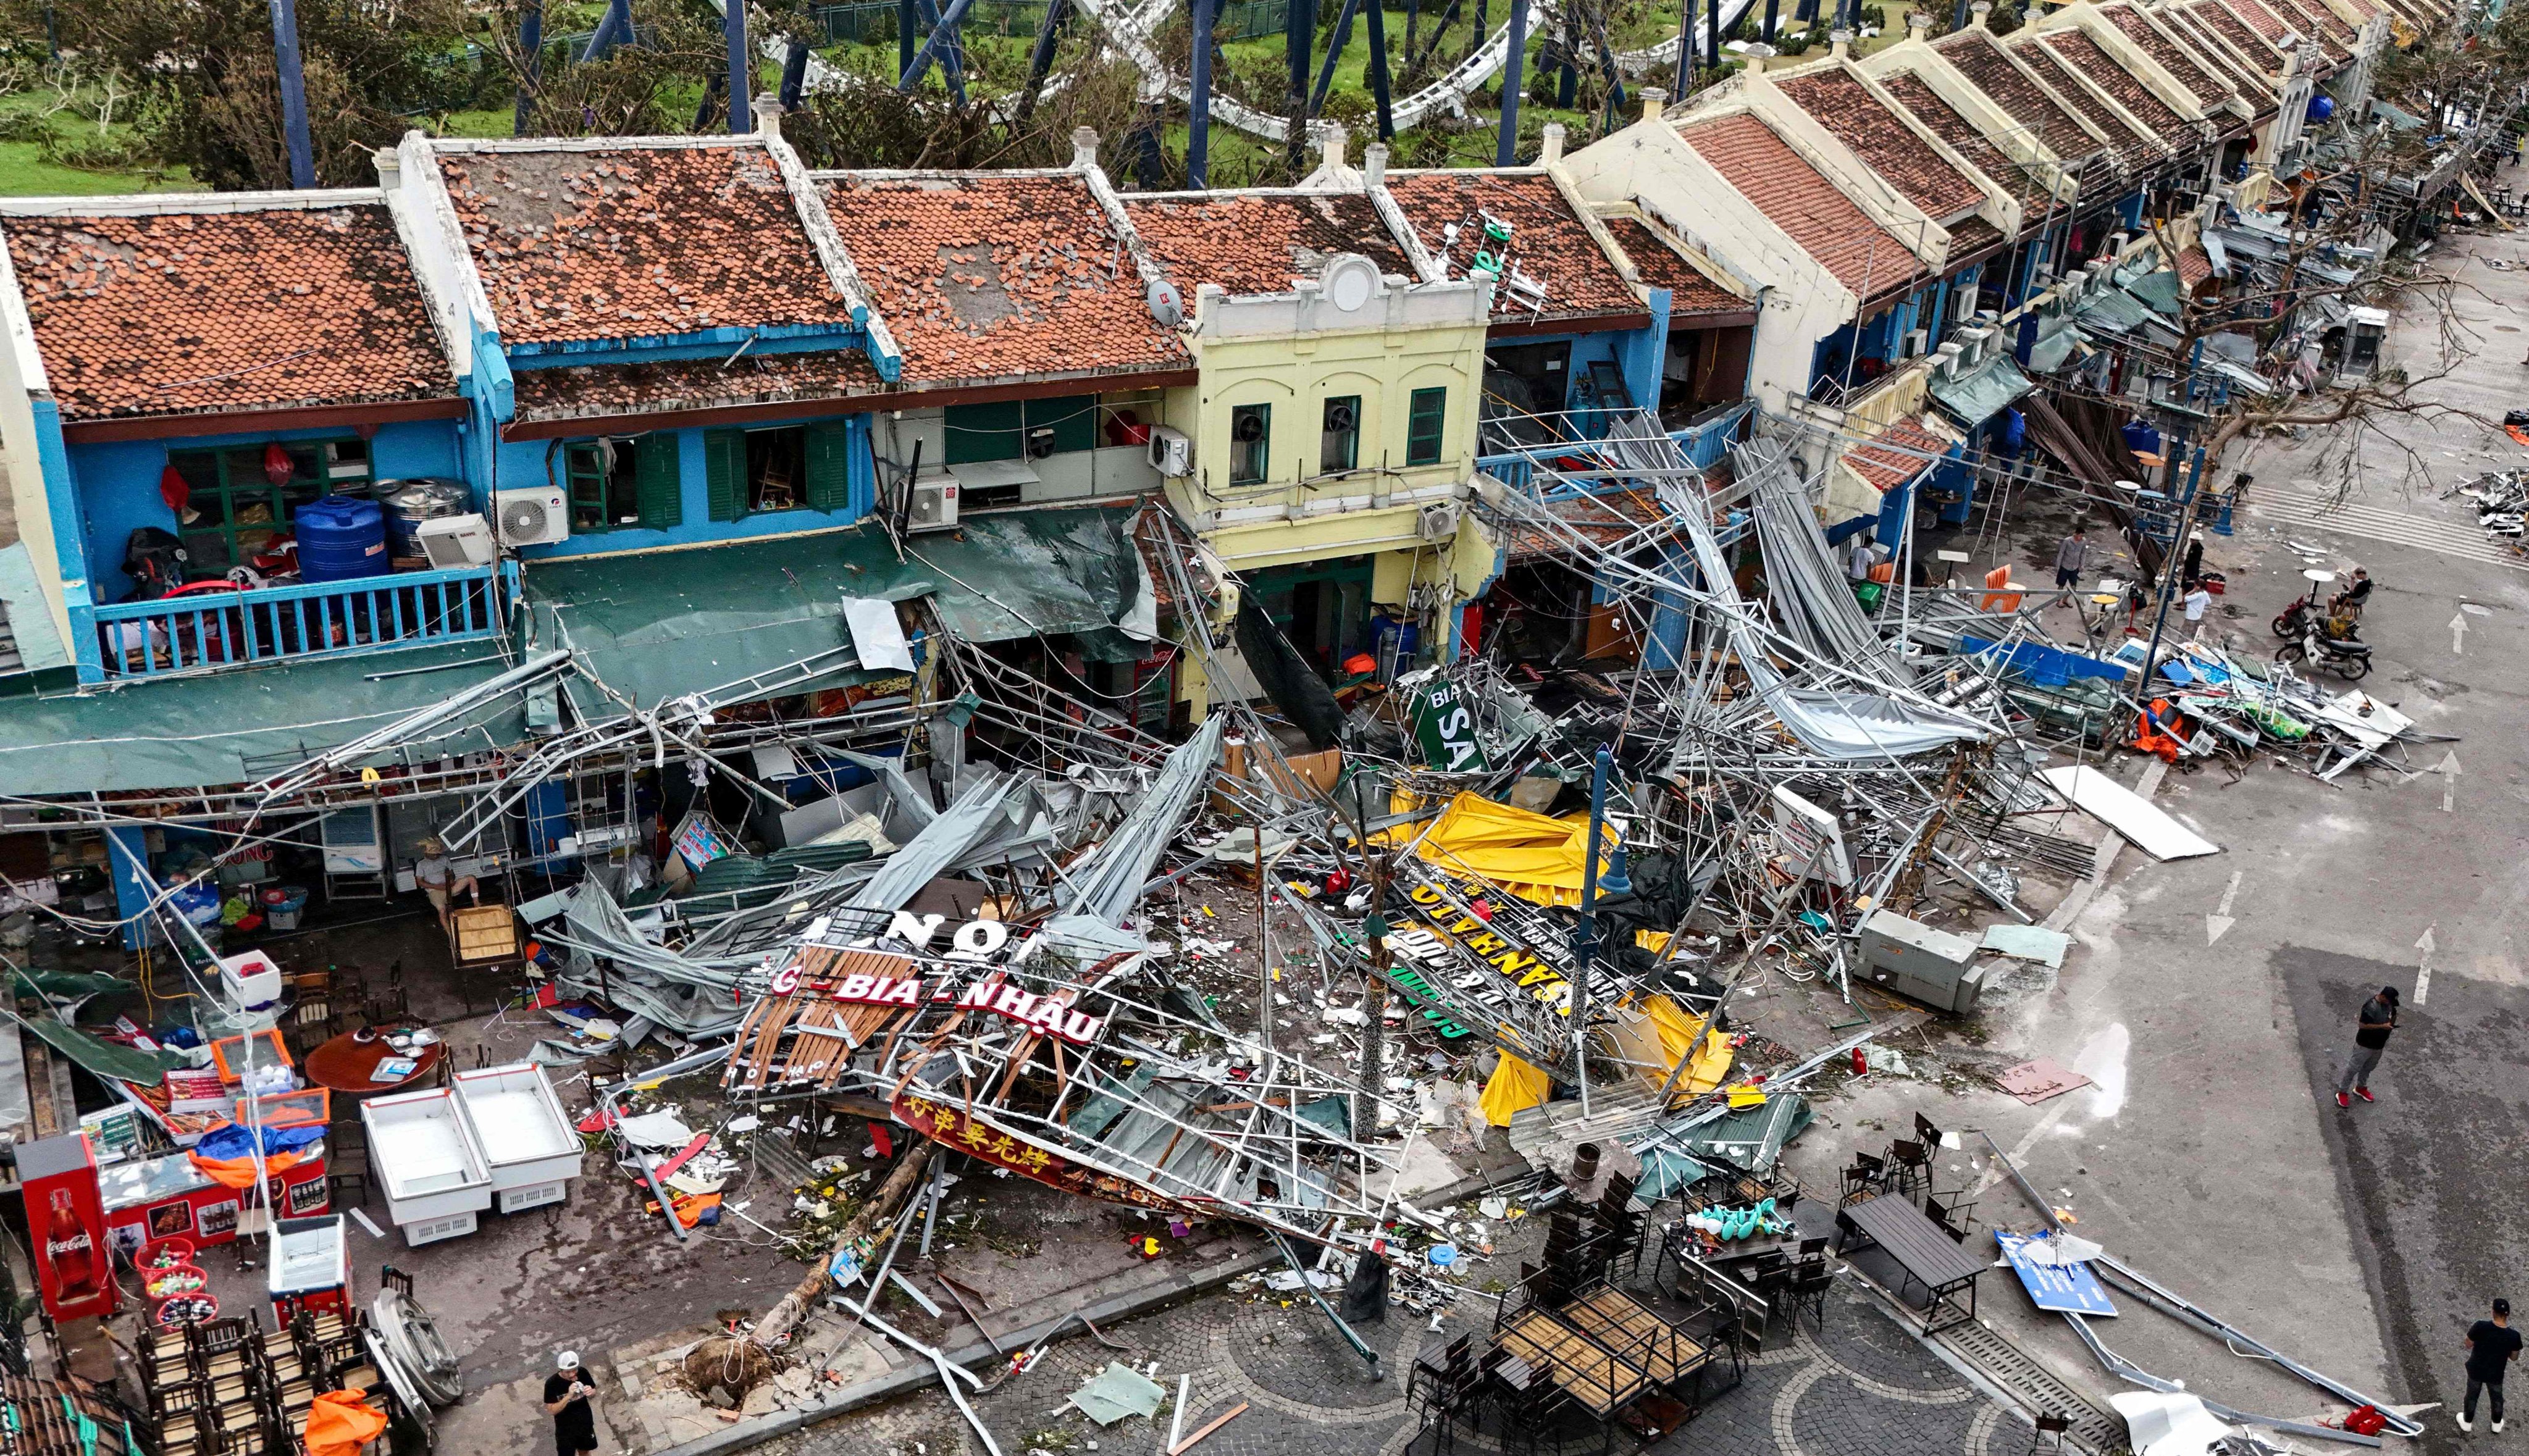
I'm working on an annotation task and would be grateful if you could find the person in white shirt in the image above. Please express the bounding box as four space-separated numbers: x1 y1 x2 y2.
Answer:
2182 584 2213 641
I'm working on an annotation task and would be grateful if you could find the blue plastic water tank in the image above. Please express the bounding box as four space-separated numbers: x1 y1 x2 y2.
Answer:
295 495 390 584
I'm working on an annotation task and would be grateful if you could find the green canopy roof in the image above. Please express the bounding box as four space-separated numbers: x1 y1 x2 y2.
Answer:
523 508 1153 711
0 640 526 797
1929 351 2035 426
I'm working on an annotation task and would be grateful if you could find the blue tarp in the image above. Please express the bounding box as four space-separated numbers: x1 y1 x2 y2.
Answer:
1959 636 2123 688
194 1122 327 1160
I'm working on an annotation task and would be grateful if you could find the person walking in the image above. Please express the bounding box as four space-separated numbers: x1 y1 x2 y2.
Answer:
2335 985 2399 1108
2462 1299 2522 1433
2181 528 2206 589
546 1350 601 1456
2183 583 2213 643
2053 525 2090 603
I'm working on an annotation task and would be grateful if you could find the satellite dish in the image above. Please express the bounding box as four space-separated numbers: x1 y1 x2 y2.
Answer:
1147 277 1184 328
1323 254 1378 312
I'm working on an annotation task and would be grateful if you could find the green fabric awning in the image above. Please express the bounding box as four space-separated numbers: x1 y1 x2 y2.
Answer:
2124 269 2185 317
2025 321 2089 374
1928 353 2035 425
524 508 1154 710
2074 287 2154 335
17 1013 183 1085
0 641 526 797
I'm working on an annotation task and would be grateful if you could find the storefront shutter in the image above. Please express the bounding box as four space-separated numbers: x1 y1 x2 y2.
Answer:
635 433 682 529
703 429 744 522
804 420 852 514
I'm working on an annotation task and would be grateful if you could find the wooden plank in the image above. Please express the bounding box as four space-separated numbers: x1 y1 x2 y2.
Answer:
1168 1401 1248 1455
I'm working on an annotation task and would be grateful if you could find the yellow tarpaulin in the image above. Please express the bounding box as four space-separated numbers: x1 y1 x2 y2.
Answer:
1479 1050 1554 1126
1406 790 1619 908
1641 994 1734 1101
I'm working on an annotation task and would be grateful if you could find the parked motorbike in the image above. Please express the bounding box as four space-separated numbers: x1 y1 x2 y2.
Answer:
2270 593 2321 639
2277 624 2373 680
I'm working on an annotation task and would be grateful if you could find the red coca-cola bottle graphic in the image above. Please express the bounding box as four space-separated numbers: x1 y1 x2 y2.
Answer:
43 1189 97 1303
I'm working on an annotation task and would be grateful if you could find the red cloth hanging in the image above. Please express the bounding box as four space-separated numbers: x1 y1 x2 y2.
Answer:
262 443 294 487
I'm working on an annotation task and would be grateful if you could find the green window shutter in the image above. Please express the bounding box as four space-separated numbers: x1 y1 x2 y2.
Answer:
703 429 744 522
1406 388 1446 466
1028 395 1097 456
944 401 1024 465
804 420 852 513
636 433 682 529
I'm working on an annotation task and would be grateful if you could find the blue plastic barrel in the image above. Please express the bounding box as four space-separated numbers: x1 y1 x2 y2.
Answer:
295 496 390 584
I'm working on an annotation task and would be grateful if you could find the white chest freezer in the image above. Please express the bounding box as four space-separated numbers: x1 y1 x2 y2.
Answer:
451 1062 584 1213
362 1088 493 1245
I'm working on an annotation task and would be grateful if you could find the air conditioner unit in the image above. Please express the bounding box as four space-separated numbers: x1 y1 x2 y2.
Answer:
1900 328 1929 358
1147 426 1194 477
2107 231 2131 254
1953 286 1982 322
493 488 570 547
907 475 959 534
416 513 496 569
1417 502 1461 542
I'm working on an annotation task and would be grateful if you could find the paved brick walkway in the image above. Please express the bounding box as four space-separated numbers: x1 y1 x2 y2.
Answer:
767 1278 2018 1456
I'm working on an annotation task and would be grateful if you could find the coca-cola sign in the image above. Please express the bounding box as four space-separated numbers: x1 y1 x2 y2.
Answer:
19 1133 114 1323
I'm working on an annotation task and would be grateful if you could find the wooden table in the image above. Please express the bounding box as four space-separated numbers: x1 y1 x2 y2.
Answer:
1835 1194 1984 1333
301 1027 447 1095
1496 1308 1650 1417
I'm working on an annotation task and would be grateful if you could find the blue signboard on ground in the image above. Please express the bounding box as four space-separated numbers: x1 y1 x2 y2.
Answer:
1993 1231 2118 1316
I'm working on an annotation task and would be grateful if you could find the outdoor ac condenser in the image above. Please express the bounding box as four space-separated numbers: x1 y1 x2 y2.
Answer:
416 513 496 569
1417 503 1461 542
1856 910 1989 1015
493 488 570 547
907 475 959 533
1147 426 1193 477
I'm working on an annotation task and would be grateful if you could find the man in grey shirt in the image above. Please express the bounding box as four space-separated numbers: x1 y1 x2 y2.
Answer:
415 837 479 928
2053 527 2090 603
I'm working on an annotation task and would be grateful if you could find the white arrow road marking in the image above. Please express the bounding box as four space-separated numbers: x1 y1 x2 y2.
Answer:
2438 750 2462 813
2206 869 2244 946
2452 612 2469 655
2415 924 2438 1006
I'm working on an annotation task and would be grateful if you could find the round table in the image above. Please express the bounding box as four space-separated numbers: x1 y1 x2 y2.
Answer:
301 1026 448 1095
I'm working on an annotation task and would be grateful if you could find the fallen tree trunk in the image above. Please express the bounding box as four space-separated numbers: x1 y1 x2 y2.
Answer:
728 1143 941 1354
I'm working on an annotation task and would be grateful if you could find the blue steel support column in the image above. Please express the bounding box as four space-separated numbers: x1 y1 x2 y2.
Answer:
583 0 632 60
515 1 543 134
1311 0 1364 114
1189 0 1215 185
900 0 918 82
1762 0 1779 40
1363 0 1395 140
900 0 978 90
107 826 151 952
267 0 316 187
1286 0 1313 168
724 0 750 134
780 38 812 109
1496 0 1528 165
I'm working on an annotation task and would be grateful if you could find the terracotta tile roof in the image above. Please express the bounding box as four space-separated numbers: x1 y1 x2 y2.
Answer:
1844 417 1948 492
815 172 1186 390
1611 219 1750 317
2262 0 2357 57
1123 191 1410 295
510 349 886 425
1383 170 1642 322
1678 114 1927 301
1501 486 1669 559
2223 0 2297 46
2099 4 2240 112
2010 36 2170 168
1934 31 2104 167
441 143 856 346
2178 1 2287 83
1878 72 2050 207
1946 215 2005 263
2176 245 2213 287
4 203 455 424
1775 69 1988 221
2037 29 2192 140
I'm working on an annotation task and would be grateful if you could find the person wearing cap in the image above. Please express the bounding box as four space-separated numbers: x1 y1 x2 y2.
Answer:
2464 1298 2522 1432
2334 985 2400 1109
545 1350 600 1455
413 837 478 929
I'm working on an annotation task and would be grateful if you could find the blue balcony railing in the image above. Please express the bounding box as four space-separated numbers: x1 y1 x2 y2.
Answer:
89 565 503 681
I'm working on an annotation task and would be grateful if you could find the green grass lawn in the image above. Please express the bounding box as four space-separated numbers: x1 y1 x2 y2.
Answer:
0 93 188 196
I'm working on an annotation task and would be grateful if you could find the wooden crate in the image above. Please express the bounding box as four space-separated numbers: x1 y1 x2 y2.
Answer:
449 905 519 966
